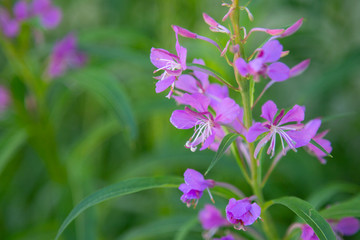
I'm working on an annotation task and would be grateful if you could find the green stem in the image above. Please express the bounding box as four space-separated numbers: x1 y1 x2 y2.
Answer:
229 2 278 239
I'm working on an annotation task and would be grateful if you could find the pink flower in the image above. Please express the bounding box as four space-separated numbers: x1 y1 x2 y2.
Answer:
199 204 229 230
47 34 87 78
170 93 240 151
236 40 309 83
247 100 306 158
32 0 62 29
225 198 261 230
179 169 215 207
0 8 19 38
150 29 187 98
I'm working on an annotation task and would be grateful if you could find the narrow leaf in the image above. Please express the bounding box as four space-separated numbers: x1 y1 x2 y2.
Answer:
67 68 138 140
320 195 360 219
55 176 182 240
307 183 360 209
205 133 239 175
310 139 333 158
267 196 337 240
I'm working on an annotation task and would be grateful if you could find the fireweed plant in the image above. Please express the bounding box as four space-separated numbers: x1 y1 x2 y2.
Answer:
3 1 354 239
151 1 359 240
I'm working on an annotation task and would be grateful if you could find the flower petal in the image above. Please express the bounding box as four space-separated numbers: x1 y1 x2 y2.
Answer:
290 59 310 78
155 76 175 93
192 59 209 88
247 122 268 142
175 74 199 94
40 6 62 29
150 48 178 69
184 169 208 190
281 18 303 38
235 58 249 77
267 62 290 82
335 217 360 236
170 109 198 129
175 93 210 112
278 104 305 125
172 25 197 39
261 100 278 122
214 98 241 124
261 40 283 63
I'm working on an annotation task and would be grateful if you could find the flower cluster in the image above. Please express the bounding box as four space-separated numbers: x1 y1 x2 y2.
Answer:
150 2 336 240
0 0 61 38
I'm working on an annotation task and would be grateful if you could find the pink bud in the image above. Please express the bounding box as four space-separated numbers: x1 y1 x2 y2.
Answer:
290 59 310 78
172 25 197 39
203 13 218 27
281 18 303 37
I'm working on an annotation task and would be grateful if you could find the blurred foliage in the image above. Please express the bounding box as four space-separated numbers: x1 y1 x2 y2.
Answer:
0 0 359 239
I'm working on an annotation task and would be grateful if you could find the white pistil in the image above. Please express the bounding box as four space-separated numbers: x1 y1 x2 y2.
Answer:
186 119 213 152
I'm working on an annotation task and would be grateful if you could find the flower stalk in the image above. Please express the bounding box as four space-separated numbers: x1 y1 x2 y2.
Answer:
229 1 278 239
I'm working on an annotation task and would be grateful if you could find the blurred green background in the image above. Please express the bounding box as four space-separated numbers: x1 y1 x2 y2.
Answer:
0 0 359 239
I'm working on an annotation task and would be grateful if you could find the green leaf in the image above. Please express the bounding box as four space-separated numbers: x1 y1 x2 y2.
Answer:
55 176 182 240
0 128 27 175
267 196 336 240
310 139 333 158
307 183 360 209
67 68 138 140
205 133 239 175
320 195 360 219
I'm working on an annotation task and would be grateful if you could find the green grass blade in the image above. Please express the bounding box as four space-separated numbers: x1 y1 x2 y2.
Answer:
55 176 182 240
320 195 360 219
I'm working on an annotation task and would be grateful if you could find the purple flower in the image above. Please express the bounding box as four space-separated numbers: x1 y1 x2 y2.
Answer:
47 34 87 78
235 40 309 83
213 234 235 240
179 169 215 207
301 224 319 240
305 120 332 164
0 8 19 38
333 217 360 236
174 59 229 107
301 218 359 240
199 204 229 230
32 0 62 29
225 198 261 230
150 30 187 98
170 93 240 151
14 1 30 21
287 119 332 163
0 86 11 112
247 100 305 158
